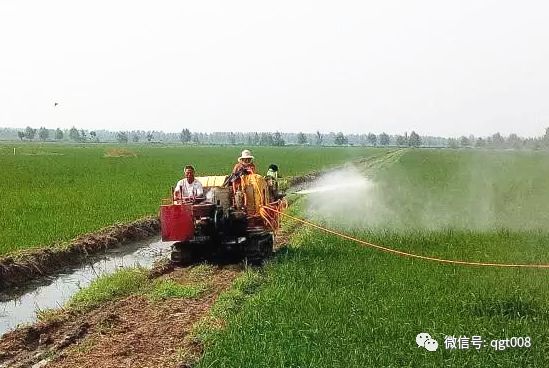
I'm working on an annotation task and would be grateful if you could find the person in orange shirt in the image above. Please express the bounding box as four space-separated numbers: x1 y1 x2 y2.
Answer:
232 149 256 175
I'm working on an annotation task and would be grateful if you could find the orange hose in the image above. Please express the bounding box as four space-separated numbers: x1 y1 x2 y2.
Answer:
262 205 549 269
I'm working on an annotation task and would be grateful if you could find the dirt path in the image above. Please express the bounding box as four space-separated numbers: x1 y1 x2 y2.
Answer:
0 265 241 368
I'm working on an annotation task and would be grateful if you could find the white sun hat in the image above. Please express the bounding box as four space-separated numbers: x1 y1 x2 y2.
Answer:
239 149 254 160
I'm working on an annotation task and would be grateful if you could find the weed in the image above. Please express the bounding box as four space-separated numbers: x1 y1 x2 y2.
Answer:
70 336 97 354
148 280 207 301
188 263 216 280
68 267 148 311
36 307 67 324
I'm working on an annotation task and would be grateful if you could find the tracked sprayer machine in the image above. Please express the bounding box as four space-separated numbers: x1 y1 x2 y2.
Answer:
160 173 285 264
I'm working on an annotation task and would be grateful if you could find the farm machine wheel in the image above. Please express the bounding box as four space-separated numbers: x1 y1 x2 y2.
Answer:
244 233 274 265
171 242 195 265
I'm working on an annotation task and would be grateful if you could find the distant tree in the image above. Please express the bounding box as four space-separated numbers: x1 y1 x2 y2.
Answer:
459 136 470 147
395 135 407 147
259 132 274 146
132 133 139 142
273 131 285 146
17 131 25 141
507 133 522 149
408 131 421 147
55 128 63 140
447 138 459 149
69 127 80 141
25 126 36 140
315 131 323 145
90 131 98 142
334 132 348 145
38 127 49 141
116 131 128 143
475 137 485 148
192 133 200 144
179 128 191 143
229 132 236 145
543 127 549 148
367 133 377 146
379 132 390 146
252 132 260 145
80 129 87 141
297 132 307 144
491 132 505 148
468 135 475 145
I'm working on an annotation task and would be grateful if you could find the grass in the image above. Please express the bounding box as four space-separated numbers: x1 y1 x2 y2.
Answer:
36 307 67 324
148 280 207 301
67 267 149 311
0 143 388 255
190 268 266 345
197 149 549 367
66 266 212 312
188 263 217 280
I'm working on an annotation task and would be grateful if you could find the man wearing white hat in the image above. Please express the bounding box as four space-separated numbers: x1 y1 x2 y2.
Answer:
232 149 256 175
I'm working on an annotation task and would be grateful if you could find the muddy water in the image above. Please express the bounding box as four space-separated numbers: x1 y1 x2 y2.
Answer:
0 237 172 336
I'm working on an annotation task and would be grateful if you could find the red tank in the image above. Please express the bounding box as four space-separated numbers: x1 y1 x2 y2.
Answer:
160 203 194 242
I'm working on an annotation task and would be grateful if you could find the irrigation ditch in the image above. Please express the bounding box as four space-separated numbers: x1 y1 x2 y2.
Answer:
0 217 160 291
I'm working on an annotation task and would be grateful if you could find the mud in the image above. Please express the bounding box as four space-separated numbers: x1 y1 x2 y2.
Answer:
0 217 160 291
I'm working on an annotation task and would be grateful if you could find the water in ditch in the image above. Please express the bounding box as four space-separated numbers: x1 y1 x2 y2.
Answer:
0 237 172 336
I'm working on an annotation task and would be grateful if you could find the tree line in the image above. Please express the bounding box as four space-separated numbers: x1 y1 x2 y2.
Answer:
4 126 549 150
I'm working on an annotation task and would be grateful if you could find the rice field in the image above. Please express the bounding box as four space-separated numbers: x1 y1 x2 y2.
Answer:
198 149 549 367
4 143 549 366
0 143 386 255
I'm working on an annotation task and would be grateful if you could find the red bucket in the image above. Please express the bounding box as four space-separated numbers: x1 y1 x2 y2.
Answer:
160 204 194 242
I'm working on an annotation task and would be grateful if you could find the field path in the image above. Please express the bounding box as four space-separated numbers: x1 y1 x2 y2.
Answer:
0 265 240 368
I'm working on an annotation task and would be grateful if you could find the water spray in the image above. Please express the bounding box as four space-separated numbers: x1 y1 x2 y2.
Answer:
291 178 370 195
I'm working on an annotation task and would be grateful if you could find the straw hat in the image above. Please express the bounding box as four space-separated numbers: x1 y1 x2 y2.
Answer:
239 149 254 160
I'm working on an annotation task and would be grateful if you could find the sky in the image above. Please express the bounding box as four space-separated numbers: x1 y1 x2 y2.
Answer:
0 0 548 137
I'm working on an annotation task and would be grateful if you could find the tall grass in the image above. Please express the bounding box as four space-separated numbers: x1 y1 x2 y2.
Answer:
198 149 549 367
0 143 387 255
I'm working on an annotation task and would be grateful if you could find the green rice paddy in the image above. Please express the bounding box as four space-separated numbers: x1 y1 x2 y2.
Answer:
198 149 549 367
0 143 385 255
3 142 549 366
